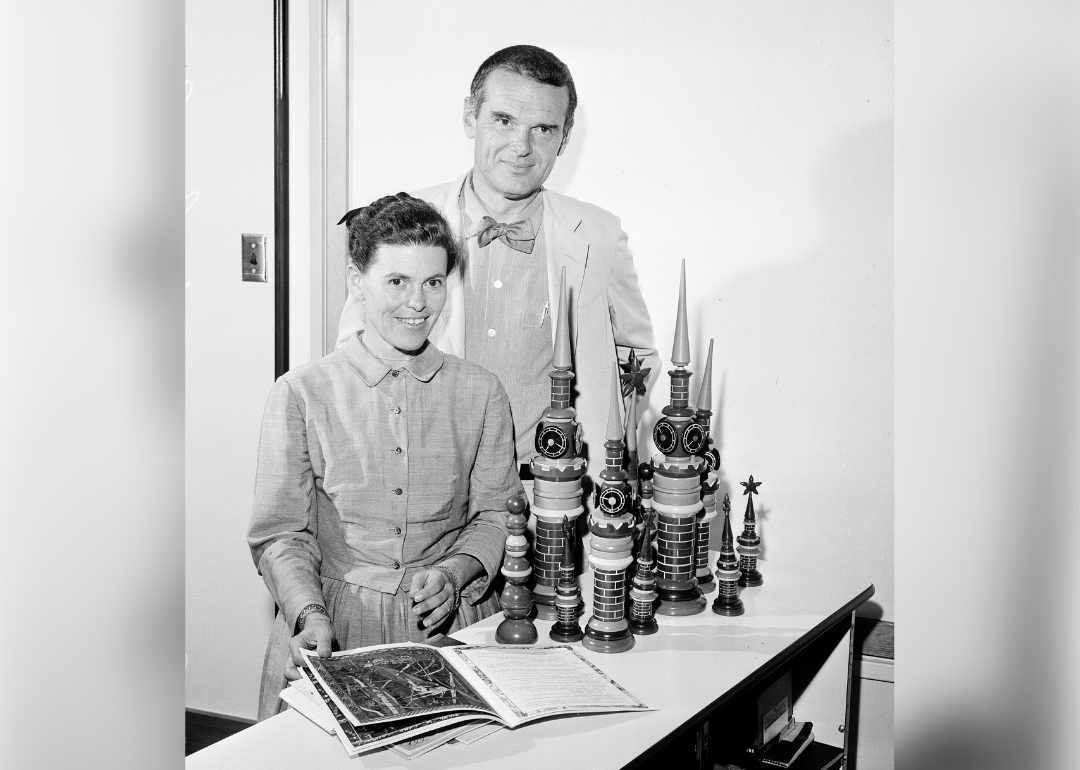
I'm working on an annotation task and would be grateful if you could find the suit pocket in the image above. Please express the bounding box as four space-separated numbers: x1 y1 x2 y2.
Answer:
520 309 547 328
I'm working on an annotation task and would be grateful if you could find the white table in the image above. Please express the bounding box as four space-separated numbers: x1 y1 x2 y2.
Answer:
188 560 874 769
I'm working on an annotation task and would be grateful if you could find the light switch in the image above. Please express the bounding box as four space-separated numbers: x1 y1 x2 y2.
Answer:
242 233 268 282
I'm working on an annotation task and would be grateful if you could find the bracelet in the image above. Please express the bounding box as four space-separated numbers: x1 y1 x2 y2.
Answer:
431 565 462 612
297 603 330 631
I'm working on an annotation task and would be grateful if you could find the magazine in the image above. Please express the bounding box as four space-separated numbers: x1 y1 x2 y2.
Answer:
300 642 650 753
300 669 487 757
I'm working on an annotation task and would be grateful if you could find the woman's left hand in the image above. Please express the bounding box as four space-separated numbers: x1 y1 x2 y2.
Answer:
408 569 456 629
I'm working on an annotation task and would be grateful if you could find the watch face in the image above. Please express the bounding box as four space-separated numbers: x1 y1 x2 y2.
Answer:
535 425 569 459
682 423 706 454
653 420 678 454
598 486 627 514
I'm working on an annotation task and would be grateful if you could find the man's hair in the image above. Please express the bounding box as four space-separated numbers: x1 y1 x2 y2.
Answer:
469 45 577 132
341 193 461 275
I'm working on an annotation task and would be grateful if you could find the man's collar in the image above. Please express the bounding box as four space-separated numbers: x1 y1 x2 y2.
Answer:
460 171 544 237
341 333 444 386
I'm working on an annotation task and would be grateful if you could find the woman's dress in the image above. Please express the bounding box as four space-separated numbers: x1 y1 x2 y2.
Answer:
248 335 522 719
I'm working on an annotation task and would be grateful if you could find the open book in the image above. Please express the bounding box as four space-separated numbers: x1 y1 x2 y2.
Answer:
300 642 651 755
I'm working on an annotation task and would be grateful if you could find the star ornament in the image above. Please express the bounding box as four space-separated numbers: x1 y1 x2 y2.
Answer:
741 475 762 496
620 349 651 398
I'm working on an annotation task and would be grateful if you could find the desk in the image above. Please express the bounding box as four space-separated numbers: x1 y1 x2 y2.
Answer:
188 561 873 769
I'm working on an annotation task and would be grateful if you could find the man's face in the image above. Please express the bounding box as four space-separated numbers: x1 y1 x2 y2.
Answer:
464 69 572 202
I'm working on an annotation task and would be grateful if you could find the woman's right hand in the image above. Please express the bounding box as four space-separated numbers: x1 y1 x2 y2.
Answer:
285 615 334 681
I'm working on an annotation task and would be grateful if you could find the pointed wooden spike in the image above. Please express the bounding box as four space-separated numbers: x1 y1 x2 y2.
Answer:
672 260 690 366
696 339 714 412
553 267 571 369
624 388 638 453
607 365 624 442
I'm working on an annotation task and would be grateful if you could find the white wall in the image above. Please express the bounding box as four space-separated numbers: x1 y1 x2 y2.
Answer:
347 1 893 620
185 0 313 719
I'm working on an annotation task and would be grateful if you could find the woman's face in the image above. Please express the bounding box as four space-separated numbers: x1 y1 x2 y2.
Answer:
346 243 448 357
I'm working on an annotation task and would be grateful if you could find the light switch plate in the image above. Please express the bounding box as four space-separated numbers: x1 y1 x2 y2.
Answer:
242 233 268 282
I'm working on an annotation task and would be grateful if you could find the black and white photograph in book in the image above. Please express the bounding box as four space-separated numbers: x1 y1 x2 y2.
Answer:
186 1 893 768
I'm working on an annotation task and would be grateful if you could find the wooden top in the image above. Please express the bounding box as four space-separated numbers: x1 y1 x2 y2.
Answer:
187 560 873 770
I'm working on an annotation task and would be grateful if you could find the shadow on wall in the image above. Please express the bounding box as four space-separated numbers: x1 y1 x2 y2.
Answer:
706 120 894 591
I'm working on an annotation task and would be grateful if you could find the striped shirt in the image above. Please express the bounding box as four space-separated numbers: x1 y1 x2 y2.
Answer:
460 175 554 464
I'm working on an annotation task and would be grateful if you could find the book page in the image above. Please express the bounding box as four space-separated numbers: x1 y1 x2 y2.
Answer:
446 645 651 726
301 642 496 727
301 669 477 757
279 679 336 734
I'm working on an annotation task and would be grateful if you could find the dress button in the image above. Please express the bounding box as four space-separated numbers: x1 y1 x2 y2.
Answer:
392 527 401 535
493 280 503 288
392 561 401 570
394 447 402 454
487 328 496 337
392 488 403 495
392 407 401 414
391 370 400 377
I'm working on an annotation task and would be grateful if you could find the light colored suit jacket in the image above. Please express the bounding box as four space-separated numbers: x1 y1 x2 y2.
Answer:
337 172 659 493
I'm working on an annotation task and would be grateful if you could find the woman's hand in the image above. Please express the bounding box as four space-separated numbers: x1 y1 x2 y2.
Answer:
408 569 457 629
285 615 334 681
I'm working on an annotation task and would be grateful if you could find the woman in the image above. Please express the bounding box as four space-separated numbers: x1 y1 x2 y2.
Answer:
248 193 522 719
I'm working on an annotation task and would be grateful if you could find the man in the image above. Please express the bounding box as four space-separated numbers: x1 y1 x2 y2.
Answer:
338 44 658 495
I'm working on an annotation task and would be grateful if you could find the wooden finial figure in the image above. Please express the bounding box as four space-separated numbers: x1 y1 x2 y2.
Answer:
694 339 719 595
628 466 659 635
650 261 707 616
620 348 650 503
529 268 587 621
496 494 538 644
549 515 584 643
712 494 744 615
737 476 764 587
582 369 636 653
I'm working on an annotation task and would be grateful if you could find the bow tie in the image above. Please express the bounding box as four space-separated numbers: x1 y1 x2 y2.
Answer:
476 216 536 254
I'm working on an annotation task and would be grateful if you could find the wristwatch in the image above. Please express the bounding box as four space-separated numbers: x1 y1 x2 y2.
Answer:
297 603 330 632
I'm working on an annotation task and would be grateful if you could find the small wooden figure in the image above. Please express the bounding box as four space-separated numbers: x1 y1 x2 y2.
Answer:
496 494 538 644
549 515 585 643
628 479 659 635
650 261 707 616
712 494 744 616
736 476 764 587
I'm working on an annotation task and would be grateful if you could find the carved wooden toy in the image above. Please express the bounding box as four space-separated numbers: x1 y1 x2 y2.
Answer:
582 370 636 653
496 494 538 644
650 261 707 615
549 514 584 643
628 470 659 635
736 476 764 587
694 339 719 595
712 494 744 616
529 267 587 621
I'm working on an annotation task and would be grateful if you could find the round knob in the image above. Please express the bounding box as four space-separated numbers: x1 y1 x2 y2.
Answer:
638 463 654 480
505 494 527 514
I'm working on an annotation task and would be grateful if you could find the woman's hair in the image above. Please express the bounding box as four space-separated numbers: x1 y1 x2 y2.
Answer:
339 193 461 275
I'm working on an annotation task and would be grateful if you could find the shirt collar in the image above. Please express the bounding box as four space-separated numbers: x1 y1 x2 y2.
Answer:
341 332 444 386
460 170 545 238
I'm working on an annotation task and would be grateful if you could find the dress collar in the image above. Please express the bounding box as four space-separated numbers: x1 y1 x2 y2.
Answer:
341 332 444 386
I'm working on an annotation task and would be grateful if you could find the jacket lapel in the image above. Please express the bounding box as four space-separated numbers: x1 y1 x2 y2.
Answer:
542 191 590 349
421 174 468 358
